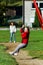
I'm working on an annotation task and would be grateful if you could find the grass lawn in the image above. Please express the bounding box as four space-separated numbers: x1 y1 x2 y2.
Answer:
0 30 43 59
0 44 18 65
0 30 21 43
25 30 43 59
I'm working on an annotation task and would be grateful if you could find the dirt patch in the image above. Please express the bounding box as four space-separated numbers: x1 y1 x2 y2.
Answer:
0 43 43 65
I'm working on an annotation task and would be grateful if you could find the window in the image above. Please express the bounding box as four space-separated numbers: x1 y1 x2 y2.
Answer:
40 3 43 8
32 3 38 8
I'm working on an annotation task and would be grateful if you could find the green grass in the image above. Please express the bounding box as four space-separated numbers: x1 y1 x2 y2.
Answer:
0 30 21 43
0 30 43 59
0 44 18 65
25 30 43 59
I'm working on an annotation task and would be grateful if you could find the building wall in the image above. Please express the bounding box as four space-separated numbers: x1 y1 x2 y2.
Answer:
25 1 31 26
24 1 43 27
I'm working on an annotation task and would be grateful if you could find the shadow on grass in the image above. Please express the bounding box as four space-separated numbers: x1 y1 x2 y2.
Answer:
20 55 43 60
32 54 43 60
32 56 39 59
20 57 40 61
20 57 39 60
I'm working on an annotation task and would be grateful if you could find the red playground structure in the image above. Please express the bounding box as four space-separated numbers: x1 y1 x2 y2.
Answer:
33 0 43 30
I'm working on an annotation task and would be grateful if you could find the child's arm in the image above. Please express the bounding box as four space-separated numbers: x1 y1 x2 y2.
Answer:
20 25 25 33
14 26 16 33
20 28 24 33
10 26 11 31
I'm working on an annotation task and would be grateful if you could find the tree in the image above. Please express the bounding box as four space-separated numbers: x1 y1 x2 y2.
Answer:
0 0 22 26
33 7 42 27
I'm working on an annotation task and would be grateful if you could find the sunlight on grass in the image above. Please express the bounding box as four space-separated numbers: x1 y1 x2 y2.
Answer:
0 44 18 65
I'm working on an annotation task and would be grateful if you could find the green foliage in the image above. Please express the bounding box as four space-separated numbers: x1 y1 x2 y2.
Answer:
34 12 40 27
2 18 8 26
18 20 23 27
0 0 22 6
33 8 41 27
0 0 22 26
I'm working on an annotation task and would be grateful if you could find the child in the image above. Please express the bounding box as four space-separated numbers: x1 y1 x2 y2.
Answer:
9 25 30 55
10 22 16 43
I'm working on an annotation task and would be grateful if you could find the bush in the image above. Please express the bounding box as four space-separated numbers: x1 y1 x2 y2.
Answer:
33 7 41 28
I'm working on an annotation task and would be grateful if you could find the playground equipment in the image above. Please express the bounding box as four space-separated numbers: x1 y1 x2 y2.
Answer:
33 0 43 30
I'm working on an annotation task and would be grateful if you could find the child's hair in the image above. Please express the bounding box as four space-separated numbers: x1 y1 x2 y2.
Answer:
10 22 14 25
27 26 30 31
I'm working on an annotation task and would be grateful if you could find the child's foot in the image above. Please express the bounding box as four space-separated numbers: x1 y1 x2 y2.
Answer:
9 52 18 56
14 53 18 56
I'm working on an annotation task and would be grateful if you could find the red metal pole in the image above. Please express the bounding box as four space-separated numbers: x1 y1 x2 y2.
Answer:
33 0 43 30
